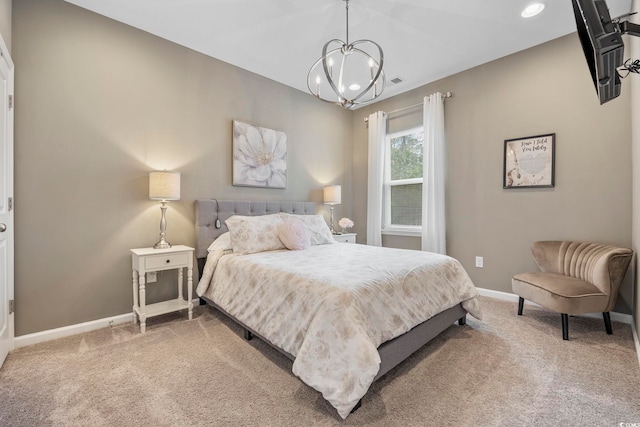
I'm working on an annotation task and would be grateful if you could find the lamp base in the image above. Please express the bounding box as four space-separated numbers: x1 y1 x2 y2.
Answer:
153 238 171 249
154 201 171 249
329 204 336 234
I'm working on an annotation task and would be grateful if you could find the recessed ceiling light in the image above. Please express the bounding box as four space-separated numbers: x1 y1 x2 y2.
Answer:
521 3 545 18
349 83 361 91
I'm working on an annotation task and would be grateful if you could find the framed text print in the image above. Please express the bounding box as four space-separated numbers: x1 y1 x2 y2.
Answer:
503 133 555 189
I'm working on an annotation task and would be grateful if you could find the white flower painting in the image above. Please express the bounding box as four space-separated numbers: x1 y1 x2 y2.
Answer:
233 120 287 188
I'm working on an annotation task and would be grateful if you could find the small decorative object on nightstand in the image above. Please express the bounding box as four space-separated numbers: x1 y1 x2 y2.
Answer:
338 217 354 234
333 233 357 244
130 245 194 333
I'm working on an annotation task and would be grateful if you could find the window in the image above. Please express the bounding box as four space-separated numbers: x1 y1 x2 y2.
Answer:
383 126 424 235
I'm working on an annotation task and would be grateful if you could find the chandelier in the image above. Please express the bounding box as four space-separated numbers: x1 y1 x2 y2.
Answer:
307 0 385 109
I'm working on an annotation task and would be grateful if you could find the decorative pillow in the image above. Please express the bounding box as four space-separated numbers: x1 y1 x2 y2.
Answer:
283 214 335 245
207 232 233 252
279 218 310 250
225 214 286 255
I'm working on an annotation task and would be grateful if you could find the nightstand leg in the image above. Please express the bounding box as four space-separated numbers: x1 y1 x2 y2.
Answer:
178 268 184 300
187 266 193 320
132 269 139 324
139 275 146 333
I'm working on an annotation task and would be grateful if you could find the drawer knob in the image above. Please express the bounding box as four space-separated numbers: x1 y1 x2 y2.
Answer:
166 259 170 264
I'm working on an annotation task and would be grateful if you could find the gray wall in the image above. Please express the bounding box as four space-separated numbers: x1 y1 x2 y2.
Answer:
352 33 634 314
13 0 352 335
0 0 10 52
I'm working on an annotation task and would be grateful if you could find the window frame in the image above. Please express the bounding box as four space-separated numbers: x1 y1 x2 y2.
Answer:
382 125 424 236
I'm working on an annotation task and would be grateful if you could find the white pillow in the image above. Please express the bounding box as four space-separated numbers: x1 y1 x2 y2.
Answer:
283 214 335 245
225 214 286 255
207 232 233 252
279 217 310 250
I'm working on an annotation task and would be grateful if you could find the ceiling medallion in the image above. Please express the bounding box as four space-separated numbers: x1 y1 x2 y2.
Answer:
307 0 386 109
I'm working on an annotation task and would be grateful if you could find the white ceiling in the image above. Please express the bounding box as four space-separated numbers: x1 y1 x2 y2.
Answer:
64 0 633 106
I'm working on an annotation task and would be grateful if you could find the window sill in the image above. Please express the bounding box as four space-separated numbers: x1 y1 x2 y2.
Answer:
382 228 422 237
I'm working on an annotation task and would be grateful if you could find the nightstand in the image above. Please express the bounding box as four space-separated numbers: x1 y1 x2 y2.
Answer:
333 233 357 243
130 245 194 333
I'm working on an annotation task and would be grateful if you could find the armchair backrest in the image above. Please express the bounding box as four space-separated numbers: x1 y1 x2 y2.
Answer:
531 241 632 310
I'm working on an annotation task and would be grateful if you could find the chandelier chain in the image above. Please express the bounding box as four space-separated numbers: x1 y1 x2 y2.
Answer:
345 0 349 45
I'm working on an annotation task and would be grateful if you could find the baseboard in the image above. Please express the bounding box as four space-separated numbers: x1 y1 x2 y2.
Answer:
15 298 201 349
13 292 636 357
476 288 633 325
14 313 133 348
632 321 640 371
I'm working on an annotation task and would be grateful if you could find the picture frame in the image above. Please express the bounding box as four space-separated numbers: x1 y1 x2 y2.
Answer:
503 133 555 189
232 120 287 189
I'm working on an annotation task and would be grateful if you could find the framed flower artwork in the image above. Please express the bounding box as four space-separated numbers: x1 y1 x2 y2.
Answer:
232 120 287 189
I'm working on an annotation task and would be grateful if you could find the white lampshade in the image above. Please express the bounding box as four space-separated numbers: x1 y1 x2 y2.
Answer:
149 171 181 201
324 185 341 205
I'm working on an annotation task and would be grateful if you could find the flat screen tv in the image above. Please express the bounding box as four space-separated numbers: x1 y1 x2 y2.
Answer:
571 0 624 104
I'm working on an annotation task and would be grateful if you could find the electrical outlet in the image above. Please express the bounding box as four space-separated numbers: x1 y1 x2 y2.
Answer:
475 256 484 268
147 271 157 283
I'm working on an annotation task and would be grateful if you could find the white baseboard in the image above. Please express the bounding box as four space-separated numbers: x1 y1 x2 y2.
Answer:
13 291 637 359
476 287 633 325
15 298 201 349
632 321 640 371
15 313 133 348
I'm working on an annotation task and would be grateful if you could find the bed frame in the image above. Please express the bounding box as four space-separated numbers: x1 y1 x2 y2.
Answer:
195 200 467 405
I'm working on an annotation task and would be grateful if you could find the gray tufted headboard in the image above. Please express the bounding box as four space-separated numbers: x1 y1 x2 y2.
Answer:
195 199 317 260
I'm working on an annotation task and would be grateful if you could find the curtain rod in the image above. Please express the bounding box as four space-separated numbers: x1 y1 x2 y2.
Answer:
363 91 453 124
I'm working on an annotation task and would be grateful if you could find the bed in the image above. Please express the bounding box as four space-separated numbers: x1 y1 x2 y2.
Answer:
195 199 481 419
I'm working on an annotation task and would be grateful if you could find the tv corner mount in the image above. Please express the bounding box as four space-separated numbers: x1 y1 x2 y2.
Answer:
614 12 640 36
615 13 640 76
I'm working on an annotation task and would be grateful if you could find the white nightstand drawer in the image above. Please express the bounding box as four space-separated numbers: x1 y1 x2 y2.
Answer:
333 233 356 244
144 252 190 270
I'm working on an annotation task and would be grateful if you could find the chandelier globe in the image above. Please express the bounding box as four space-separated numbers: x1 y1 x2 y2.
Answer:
307 0 386 109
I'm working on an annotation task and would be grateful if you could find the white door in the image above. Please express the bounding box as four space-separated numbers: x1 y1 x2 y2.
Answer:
0 35 14 368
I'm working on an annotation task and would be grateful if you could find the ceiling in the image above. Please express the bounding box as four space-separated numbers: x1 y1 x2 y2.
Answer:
64 0 633 106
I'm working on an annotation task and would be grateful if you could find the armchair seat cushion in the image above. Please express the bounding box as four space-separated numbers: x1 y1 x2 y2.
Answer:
512 272 609 315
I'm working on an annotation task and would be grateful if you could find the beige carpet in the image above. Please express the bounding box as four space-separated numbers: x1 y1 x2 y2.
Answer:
1 296 639 426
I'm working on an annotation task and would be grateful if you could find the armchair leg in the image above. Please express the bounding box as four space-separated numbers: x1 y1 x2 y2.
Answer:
603 312 613 335
561 314 569 340
517 297 524 315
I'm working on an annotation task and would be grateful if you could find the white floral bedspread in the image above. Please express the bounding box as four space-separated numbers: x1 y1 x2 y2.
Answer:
196 243 482 419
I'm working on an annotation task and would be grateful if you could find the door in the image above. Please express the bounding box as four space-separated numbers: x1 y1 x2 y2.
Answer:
0 35 14 368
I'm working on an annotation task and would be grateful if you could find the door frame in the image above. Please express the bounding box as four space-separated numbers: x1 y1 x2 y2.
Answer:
0 32 14 368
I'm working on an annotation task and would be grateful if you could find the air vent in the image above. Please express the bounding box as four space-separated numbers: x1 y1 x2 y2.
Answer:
390 76 405 85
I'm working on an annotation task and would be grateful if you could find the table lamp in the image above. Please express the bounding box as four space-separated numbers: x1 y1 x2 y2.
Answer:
323 184 341 234
149 170 181 249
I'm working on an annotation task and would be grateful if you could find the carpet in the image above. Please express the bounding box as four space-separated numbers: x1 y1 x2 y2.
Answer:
1 296 639 426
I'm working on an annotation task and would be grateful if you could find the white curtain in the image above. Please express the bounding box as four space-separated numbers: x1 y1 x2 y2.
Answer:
367 111 387 246
421 93 446 254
